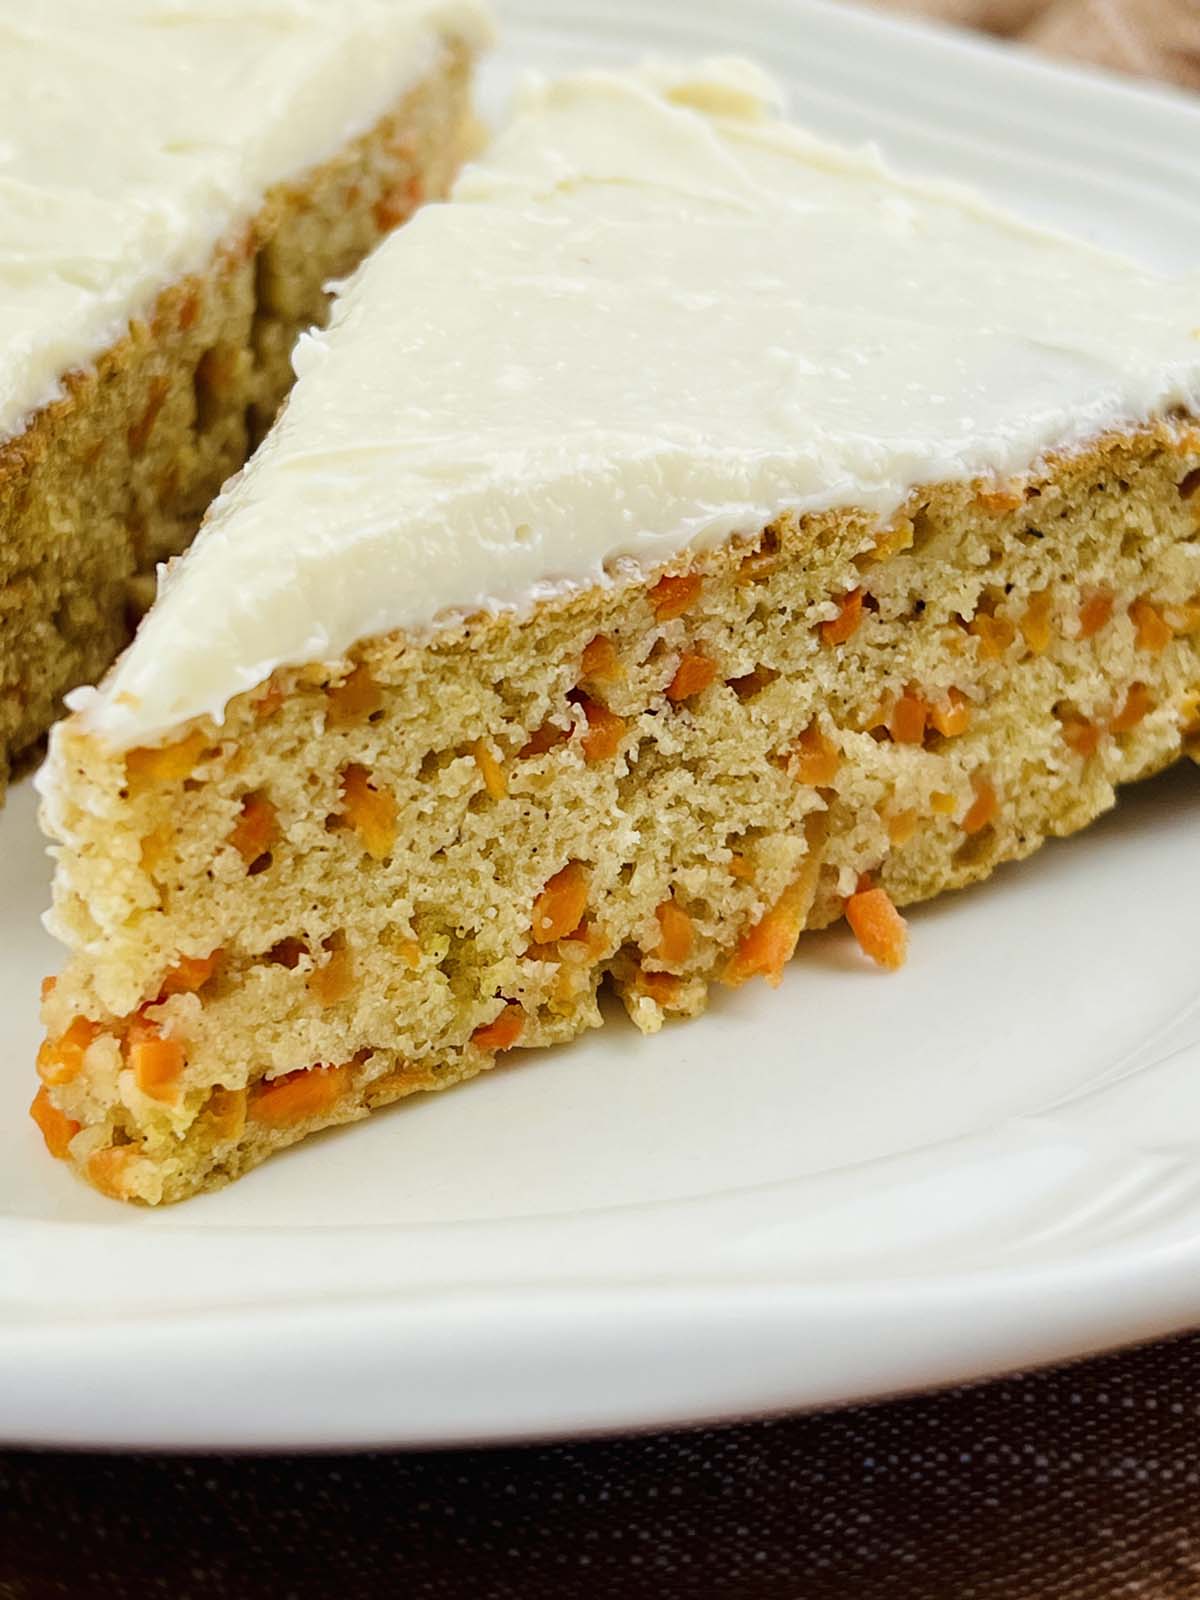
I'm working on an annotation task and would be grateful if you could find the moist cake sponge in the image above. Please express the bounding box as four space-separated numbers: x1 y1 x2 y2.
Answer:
0 13 484 798
34 420 1200 1202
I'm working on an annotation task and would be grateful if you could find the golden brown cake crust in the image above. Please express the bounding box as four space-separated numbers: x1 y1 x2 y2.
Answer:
0 41 476 797
33 418 1200 1203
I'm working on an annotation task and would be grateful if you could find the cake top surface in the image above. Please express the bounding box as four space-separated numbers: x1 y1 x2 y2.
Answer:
73 59 1200 748
0 0 491 441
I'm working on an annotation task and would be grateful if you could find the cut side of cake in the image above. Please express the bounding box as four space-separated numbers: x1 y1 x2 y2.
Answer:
32 62 1200 1203
0 0 491 798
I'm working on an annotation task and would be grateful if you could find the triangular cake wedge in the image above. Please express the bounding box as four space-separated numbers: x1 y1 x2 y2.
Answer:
0 0 490 799
33 62 1200 1203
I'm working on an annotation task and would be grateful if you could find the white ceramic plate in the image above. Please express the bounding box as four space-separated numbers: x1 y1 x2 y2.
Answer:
3 0 1200 1450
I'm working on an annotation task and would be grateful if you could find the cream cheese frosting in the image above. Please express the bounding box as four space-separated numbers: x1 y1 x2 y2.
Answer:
71 59 1200 748
0 0 492 442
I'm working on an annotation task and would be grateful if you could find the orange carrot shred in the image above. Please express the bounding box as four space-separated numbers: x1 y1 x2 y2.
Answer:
1078 588 1114 639
820 588 863 647
36 1017 100 1087
230 793 277 865
650 572 702 621
581 633 623 682
722 876 813 988
969 613 1016 660
1110 682 1156 733
655 898 694 966
889 691 929 745
471 1004 525 1053
160 950 220 997
575 695 626 763
531 862 589 945
1019 591 1054 655
250 1063 349 1127
339 765 396 860
961 776 998 835
792 724 841 786
929 688 971 739
666 651 716 703
473 738 508 800
29 1087 80 1160
1129 598 1173 654
130 1033 186 1103
637 970 683 1006
846 887 908 971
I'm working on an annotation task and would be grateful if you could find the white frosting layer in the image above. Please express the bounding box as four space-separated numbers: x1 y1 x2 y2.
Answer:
76 60 1200 748
0 0 491 441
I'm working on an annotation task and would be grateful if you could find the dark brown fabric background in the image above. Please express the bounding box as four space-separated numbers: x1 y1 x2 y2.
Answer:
4 1332 1200 1598
4 7 1199 1597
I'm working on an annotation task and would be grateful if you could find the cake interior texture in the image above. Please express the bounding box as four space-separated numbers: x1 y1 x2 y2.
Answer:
33 419 1200 1203
0 42 474 799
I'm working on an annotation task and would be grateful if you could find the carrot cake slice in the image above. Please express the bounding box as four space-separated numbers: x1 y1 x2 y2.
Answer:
0 0 491 798
32 61 1200 1203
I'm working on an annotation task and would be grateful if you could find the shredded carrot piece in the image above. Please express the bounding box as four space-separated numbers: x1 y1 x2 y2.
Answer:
666 651 716 703
974 488 1022 514
871 519 914 560
820 588 863 647
327 664 382 726
308 944 354 1007
160 950 220 997
126 730 208 788
727 853 755 881
339 765 396 860
1060 716 1102 757
930 791 957 816
531 862 589 944
395 939 422 970
519 720 570 758
969 613 1016 660
87 1146 141 1200
1130 598 1173 654
1110 682 1156 734
1164 598 1200 635
961 776 998 835
253 682 285 720
655 898 694 966
472 738 507 800
637 970 683 1006
722 876 813 988
29 1087 79 1160
929 688 971 738
581 633 623 682
40 975 57 1004
650 573 702 621
250 1063 349 1127
886 809 919 846
1019 591 1054 655
846 886 908 971
130 1033 186 1103
205 1086 247 1143
576 695 626 763
1077 588 1114 639
471 1004 525 1052
230 793 277 865
36 1017 100 1087
889 691 929 745
792 723 841 786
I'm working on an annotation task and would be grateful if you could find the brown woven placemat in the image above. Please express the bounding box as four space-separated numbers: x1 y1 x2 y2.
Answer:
3 1330 1200 1599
